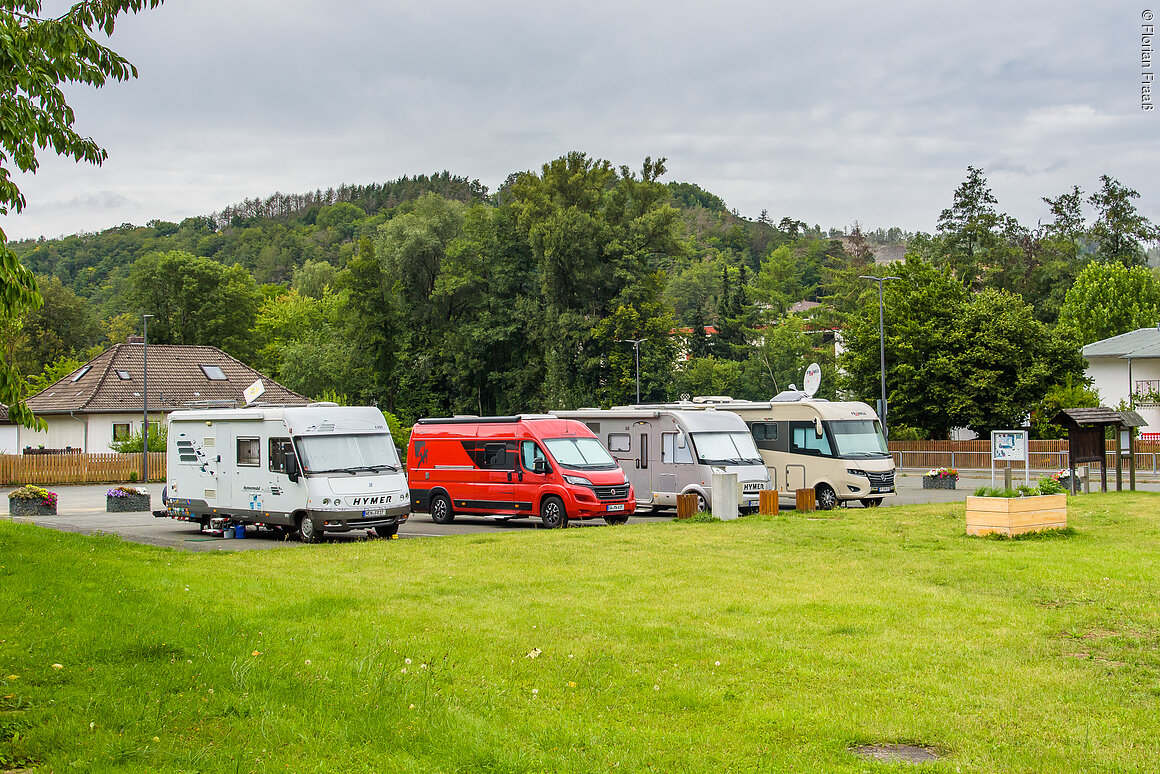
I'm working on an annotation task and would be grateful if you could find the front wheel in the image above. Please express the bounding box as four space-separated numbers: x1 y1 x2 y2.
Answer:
297 514 321 543
815 484 838 511
375 524 399 538
430 494 454 525
541 496 568 529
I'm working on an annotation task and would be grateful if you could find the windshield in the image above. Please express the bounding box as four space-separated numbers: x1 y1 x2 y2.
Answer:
295 433 401 474
829 420 889 457
543 437 619 470
690 432 763 466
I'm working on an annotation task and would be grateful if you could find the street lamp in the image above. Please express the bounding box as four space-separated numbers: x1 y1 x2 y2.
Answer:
858 275 901 441
142 314 153 483
616 338 646 404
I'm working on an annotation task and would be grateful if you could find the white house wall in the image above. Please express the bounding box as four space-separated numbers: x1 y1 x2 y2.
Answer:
17 412 166 453
0 426 18 454
1085 356 1160 433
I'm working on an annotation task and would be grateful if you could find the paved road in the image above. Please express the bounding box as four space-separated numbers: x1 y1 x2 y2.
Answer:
4 472 1157 552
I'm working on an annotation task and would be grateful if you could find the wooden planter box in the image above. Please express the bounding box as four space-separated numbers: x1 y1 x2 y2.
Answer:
923 476 957 490
106 494 151 513
965 493 1067 536
9 498 57 517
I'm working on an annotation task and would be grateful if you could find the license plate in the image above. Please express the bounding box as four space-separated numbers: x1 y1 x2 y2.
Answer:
364 507 387 517
606 504 625 512
745 500 758 507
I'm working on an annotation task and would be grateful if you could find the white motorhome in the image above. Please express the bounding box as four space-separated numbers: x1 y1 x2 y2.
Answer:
643 393 895 509
160 403 409 541
551 408 770 512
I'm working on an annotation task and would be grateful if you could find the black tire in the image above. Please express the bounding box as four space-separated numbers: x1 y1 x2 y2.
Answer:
541 496 568 528
430 494 454 525
859 498 882 508
375 524 399 538
297 513 321 543
603 514 630 525
815 484 838 511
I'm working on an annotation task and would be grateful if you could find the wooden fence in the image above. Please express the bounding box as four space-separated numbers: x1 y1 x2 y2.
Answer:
889 440 1160 474
0 452 165 486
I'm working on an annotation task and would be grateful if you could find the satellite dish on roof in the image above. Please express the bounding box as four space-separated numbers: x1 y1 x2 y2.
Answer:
803 363 821 398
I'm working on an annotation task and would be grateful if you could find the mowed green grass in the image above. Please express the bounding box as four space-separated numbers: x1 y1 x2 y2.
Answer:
2 495 1160 773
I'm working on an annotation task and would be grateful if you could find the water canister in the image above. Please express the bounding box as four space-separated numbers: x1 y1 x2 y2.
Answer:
221 525 232 539
234 524 245 539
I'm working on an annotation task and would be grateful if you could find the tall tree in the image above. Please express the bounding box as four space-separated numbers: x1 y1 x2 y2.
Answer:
935 166 1015 286
842 258 1082 437
0 0 162 427
126 251 261 357
1087 175 1160 267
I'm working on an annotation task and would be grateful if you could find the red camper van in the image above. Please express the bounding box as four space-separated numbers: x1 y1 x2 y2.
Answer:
407 416 635 528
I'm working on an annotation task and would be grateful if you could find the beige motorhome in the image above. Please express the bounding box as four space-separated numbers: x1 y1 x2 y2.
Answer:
638 394 895 509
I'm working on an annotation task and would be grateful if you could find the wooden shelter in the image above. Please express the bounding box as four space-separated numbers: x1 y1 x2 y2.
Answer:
1051 407 1147 493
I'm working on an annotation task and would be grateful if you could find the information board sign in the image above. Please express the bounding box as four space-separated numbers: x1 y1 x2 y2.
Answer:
990 429 1029 486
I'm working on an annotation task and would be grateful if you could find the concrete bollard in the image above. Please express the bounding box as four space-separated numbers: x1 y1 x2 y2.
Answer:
712 471 739 520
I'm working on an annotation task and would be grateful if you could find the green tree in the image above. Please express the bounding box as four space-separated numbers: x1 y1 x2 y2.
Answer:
1029 376 1101 440
935 166 1016 286
1056 261 1160 345
0 0 162 428
1087 175 1160 267
126 250 262 357
842 258 1082 437
8 274 100 375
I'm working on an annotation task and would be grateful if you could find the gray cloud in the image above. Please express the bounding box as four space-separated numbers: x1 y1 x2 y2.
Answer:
4 0 1157 241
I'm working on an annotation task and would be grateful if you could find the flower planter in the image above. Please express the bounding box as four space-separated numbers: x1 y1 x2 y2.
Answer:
922 476 957 490
9 499 57 517
106 494 151 513
965 493 1067 537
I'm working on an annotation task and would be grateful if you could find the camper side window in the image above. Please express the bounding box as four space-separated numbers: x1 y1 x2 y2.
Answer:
608 433 631 453
481 442 516 470
750 422 781 451
237 437 260 467
269 438 295 473
661 432 694 464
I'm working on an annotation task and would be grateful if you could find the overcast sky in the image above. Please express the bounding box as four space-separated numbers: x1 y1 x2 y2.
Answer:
5 0 1158 241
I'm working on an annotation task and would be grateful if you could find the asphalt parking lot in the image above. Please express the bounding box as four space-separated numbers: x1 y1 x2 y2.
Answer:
4 472 1157 552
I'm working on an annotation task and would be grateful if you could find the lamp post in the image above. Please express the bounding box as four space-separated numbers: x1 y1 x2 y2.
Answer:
858 276 901 441
142 314 153 483
616 338 646 404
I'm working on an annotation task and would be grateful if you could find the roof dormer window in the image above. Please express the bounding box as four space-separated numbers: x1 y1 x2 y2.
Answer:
199 365 228 381
116 370 132 380
71 366 92 382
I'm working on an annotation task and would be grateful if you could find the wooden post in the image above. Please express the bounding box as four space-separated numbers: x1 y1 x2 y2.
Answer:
795 488 816 512
759 489 779 516
676 492 698 520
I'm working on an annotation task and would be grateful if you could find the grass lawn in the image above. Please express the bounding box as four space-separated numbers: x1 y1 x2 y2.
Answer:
2 493 1159 772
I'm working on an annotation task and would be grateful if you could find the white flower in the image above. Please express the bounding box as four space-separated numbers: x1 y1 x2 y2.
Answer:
404 658 412 664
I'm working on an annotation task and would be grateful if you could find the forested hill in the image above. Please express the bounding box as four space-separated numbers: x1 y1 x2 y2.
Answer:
6 153 1153 439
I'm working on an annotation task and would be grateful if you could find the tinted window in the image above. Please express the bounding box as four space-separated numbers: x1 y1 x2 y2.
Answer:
482 442 516 470
269 437 296 473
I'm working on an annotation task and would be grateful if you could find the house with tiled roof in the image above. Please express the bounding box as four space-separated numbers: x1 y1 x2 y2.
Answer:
1082 327 1160 437
19 340 309 453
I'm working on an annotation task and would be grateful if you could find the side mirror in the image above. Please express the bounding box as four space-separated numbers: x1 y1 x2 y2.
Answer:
534 459 549 475
286 454 300 483
814 417 824 438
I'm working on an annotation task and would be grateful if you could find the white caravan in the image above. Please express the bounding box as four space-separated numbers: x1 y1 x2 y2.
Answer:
551 408 770 512
642 394 896 509
160 403 409 541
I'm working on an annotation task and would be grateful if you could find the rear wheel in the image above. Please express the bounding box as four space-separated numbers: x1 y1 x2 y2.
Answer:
375 524 399 538
297 513 321 543
815 484 838 511
859 498 882 508
430 494 454 525
541 496 568 528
